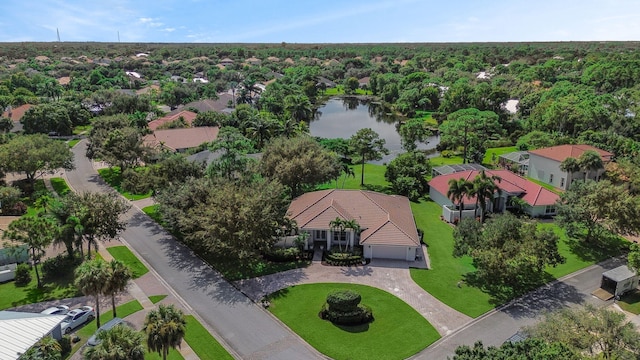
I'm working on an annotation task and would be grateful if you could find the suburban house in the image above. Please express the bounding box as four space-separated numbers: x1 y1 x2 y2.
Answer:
182 95 236 114
432 163 487 177
286 189 421 261
148 110 198 131
2 104 33 132
527 144 613 190
429 169 559 222
0 311 66 360
143 126 219 152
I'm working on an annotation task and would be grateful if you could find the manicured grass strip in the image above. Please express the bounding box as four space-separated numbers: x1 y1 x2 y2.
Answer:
618 291 640 314
149 294 167 304
146 347 184 360
268 283 440 360
71 300 144 356
106 246 149 278
67 139 80 148
184 315 234 360
143 204 164 225
526 176 562 194
410 200 494 318
0 268 79 310
97 167 152 200
50 177 71 196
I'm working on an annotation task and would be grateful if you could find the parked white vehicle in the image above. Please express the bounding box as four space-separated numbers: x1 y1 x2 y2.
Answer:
41 305 70 315
60 306 95 334
0 263 17 282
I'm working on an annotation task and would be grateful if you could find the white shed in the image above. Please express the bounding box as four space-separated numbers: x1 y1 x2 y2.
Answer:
601 265 639 297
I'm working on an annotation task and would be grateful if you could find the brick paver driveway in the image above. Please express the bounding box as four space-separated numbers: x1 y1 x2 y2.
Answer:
235 260 472 336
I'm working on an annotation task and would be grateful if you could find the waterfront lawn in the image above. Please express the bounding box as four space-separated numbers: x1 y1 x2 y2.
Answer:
317 163 391 193
97 167 152 200
483 146 518 167
268 283 440 360
106 246 149 278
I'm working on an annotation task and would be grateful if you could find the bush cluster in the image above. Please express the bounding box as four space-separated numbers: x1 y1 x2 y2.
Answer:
42 254 82 278
263 247 301 262
14 263 31 286
324 252 363 266
320 289 373 325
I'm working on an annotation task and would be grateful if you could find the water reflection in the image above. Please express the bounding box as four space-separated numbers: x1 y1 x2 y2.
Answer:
310 97 439 164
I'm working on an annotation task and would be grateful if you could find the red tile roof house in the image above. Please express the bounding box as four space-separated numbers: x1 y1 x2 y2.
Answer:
429 169 559 223
527 144 613 191
143 126 219 153
147 110 197 131
286 189 421 261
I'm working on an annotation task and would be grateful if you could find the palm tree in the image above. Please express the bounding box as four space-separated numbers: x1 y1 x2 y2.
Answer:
246 113 275 149
447 178 472 222
104 260 133 318
578 150 604 181
75 259 109 328
329 217 346 252
284 94 313 122
21 335 62 360
145 304 187 360
342 219 361 251
560 156 581 186
472 171 502 222
84 325 145 360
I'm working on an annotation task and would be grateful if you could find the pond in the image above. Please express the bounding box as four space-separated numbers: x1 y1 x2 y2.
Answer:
310 97 439 164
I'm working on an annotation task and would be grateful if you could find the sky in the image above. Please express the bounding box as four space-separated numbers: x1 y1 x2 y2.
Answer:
0 0 639 43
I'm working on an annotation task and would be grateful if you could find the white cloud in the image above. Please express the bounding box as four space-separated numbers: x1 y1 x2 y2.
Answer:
162 28 176 32
139 17 153 23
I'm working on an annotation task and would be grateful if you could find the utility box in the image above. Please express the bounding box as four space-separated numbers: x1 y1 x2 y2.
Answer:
601 265 639 297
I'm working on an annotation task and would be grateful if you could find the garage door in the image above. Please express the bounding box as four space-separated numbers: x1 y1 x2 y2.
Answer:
371 245 407 260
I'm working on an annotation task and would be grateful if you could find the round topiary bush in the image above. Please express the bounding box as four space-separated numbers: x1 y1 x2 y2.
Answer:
14 263 32 286
321 289 373 325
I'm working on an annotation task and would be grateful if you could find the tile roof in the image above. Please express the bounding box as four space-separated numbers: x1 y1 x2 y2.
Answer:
2 104 33 121
528 144 613 163
429 169 559 207
287 190 420 247
144 126 219 152
148 110 197 131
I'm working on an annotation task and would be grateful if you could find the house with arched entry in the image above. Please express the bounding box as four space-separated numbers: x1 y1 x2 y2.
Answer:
286 189 421 261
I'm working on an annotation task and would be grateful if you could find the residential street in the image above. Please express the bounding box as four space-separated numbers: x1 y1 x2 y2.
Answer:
65 140 325 360
411 256 624 359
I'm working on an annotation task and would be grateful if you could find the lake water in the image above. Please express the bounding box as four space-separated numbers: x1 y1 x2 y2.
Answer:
310 97 439 164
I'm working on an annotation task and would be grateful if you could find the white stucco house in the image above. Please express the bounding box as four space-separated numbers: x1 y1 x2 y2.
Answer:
527 144 613 190
429 169 560 223
286 189 421 261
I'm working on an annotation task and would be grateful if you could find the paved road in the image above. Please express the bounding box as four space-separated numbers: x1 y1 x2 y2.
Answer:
65 140 324 360
412 256 625 359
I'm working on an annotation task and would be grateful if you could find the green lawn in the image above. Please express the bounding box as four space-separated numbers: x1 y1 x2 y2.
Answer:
149 294 167 304
143 205 164 226
483 146 518 167
429 154 465 167
618 291 640 314
409 199 625 318
71 300 144 358
0 267 79 310
183 315 234 360
67 139 80 148
106 246 149 278
526 176 562 194
268 283 440 360
317 163 391 193
50 177 71 196
323 86 372 96
410 200 494 317
97 167 152 200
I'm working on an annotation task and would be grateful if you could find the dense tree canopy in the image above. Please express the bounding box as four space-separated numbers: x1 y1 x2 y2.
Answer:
0 134 74 184
439 108 502 163
261 136 340 197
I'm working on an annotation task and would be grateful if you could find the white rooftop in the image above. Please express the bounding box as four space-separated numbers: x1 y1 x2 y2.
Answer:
0 311 65 359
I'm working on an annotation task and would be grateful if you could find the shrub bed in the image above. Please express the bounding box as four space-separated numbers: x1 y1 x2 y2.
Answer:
42 254 82 279
264 247 300 262
324 252 363 266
